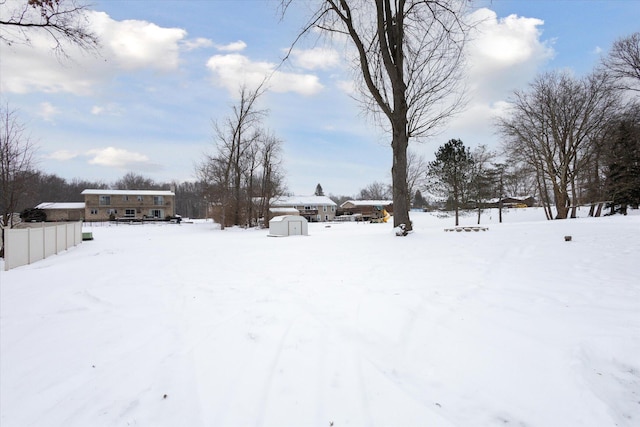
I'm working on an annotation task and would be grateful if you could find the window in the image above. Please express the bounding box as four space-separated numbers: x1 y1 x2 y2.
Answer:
90 209 98 215
122 195 129 201
124 209 135 218
325 215 329 221
331 206 335 212
323 205 327 212
107 209 117 215
153 196 164 206
137 195 144 202
99 195 111 205
149 209 163 218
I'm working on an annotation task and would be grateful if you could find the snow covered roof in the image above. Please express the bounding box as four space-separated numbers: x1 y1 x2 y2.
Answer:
35 202 85 210
81 189 174 196
271 195 337 206
340 200 392 208
269 215 307 223
270 208 300 214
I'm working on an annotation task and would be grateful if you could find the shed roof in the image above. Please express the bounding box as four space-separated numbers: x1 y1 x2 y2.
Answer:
269 215 308 223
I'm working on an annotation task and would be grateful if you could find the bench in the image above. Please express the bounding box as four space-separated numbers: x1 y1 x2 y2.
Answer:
444 226 489 232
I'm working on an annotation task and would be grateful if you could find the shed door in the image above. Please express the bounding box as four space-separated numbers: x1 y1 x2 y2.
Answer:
288 221 301 235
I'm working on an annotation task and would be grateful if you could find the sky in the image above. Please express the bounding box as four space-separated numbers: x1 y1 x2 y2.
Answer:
1 0 639 197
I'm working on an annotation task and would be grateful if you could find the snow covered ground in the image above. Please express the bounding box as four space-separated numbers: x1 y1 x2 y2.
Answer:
1 208 639 427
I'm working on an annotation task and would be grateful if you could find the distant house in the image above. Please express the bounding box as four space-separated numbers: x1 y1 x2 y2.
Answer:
485 196 536 208
34 202 85 221
81 189 175 221
270 195 337 222
338 200 393 221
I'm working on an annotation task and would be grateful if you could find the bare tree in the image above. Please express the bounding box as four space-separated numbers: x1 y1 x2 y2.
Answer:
358 181 392 200
0 0 99 55
602 32 640 93
281 0 469 233
406 149 427 208
257 132 286 226
497 70 620 219
469 144 496 224
198 85 286 229
0 103 38 255
113 172 162 190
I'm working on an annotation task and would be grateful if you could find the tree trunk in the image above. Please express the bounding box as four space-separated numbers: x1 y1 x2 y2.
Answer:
554 188 569 219
391 127 411 232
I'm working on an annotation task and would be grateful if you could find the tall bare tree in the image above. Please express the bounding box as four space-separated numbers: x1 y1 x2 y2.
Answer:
602 32 640 93
198 85 286 229
281 0 468 233
0 103 38 255
256 132 286 226
497 70 620 219
0 0 99 55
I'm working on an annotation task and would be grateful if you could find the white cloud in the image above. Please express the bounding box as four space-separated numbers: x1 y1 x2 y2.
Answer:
290 47 340 70
38 102 60 122
182 37 214 51
336 79 356 95
465 8 555 98
86 147 151 168
206 54 323 96
0 10 188 95
92 12 186 71
46 150 80 161
215 40 247 52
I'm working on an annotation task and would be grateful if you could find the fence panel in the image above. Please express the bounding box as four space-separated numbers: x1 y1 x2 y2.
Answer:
4 222 83 271
4 229 29 270
28 228 44 264
44 226 57 258
56 224 66 253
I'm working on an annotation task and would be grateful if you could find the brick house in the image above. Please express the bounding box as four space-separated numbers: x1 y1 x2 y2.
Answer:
81 189 175 221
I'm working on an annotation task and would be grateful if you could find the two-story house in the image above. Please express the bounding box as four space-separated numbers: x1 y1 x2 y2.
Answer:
81 189 175 221
270 195 337 222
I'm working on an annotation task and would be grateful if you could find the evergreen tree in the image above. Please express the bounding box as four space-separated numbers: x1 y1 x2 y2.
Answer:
604 107 640 214
413 190 427 209
314 183 324 196
426 139 474 226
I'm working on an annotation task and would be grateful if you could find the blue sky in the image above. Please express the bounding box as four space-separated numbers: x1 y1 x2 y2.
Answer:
1 0 638 197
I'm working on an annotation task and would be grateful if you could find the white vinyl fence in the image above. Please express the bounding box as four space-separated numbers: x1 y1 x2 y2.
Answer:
3 222 83 271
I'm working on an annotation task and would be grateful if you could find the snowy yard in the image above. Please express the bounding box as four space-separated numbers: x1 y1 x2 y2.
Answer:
1 209 639 427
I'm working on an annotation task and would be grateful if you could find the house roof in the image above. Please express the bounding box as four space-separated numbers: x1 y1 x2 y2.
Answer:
270 207 300 214
340 200 393 208
35 202 86 210
271 195 337 207
81 189 175 196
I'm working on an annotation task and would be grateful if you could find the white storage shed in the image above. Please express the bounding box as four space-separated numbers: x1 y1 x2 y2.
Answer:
268 215 308 237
